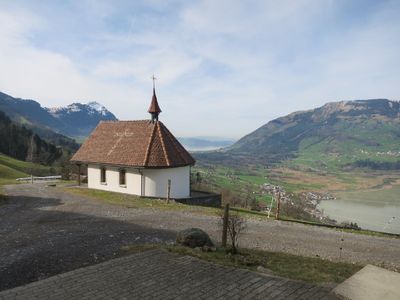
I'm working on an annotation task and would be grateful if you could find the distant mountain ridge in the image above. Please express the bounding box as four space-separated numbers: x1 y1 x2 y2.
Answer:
198 99 400 170
45 101 117 138
47 101 110 116
0 91 117 139
178 137 235 151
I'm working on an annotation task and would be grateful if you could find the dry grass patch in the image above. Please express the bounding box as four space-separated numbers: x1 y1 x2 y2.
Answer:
62 186 275 220
0 186 6 205
64 187 210 211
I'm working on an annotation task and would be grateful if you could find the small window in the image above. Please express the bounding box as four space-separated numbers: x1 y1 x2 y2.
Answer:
100 167 106 183
119 169 126 186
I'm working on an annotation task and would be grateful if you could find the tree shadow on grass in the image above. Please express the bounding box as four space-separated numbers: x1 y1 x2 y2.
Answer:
0 194 177 291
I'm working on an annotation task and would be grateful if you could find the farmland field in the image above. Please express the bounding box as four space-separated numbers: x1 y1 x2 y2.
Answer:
193 161 400 233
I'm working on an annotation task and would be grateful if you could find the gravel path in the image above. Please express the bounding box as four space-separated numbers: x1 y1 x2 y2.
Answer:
1 183 399 291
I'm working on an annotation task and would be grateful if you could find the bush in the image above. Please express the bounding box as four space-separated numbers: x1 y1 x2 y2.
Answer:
340 221 361 230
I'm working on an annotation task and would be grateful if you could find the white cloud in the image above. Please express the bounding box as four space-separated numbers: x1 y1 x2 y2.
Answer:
0 0 398 138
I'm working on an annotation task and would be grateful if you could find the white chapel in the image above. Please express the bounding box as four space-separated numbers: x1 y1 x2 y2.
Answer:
71 83 195 199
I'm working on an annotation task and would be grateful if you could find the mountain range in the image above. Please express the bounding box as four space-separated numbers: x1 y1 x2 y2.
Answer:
1 90 399 171
197 99 400 170
0 91 117 140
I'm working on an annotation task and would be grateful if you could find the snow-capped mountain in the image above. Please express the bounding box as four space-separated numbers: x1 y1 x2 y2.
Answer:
0 91 117 139
45 101 117 138
47 101 115 118
47 101 112 117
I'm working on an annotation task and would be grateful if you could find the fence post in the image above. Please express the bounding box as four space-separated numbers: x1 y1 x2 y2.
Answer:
77 164 81 186
222 203 230 247
167 179 171 204
31 174 33 184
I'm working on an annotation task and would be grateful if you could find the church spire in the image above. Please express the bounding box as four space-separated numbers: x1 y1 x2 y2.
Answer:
148 75 162 122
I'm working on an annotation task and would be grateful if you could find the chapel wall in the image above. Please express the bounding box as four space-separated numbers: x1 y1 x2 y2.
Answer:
143 166 190 199
87 164 142 195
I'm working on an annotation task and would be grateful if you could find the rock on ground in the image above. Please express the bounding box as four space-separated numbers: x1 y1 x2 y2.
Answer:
176 228 215 248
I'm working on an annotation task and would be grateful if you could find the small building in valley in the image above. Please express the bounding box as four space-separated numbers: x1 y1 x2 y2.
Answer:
70 85 195 199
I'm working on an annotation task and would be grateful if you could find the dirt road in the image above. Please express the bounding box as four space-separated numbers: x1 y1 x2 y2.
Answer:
1 183 399 291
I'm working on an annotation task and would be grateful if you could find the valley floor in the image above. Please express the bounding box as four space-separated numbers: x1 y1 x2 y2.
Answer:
1 183 399 291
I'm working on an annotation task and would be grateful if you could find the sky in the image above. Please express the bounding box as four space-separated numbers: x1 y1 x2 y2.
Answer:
0 0 399 139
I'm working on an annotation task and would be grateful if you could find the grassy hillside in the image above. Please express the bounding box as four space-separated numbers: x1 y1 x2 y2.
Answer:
217 99 400 171
0 153 53 185
0 163 27 185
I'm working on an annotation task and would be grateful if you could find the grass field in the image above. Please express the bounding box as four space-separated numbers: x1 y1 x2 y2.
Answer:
121 244 362 284
192 165 274 207
63 186 273 220
64 185 397 238
334 184 400 205
0 163 27 185
195 163 400 195
0 153 56 200
0 186 6 203
0 153 52 177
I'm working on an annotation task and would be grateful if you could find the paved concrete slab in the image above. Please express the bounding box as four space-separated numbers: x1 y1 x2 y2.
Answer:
333 264 400 300
0 249 337 299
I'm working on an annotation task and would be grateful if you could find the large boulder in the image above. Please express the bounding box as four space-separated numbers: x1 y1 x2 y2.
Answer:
176 228 214 248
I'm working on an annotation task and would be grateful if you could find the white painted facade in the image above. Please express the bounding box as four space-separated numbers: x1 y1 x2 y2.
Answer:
87 164 190 199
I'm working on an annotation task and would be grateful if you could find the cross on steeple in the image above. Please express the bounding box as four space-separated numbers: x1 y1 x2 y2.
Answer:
148 75 162 123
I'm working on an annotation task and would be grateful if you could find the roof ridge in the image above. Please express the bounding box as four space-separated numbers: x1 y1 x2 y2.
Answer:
71 120 195 168
101 120 149 123
159 122 187 164
143 122 157 166
157 122 171 166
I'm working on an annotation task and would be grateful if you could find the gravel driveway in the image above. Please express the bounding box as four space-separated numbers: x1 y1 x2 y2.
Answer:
1 183 399 291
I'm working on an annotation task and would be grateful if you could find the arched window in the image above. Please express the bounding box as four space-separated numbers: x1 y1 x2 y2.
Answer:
100 167 106 183
119 169 126 186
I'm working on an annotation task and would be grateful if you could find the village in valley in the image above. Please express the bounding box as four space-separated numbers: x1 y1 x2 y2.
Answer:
0 1 400 299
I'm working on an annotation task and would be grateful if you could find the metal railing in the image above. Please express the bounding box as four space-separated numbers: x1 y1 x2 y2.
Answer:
16 175 62 182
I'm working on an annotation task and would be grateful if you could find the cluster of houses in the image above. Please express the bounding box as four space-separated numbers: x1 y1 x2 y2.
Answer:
260 182 336 221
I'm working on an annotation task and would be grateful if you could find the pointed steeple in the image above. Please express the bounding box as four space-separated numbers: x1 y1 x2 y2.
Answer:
148 75 162 122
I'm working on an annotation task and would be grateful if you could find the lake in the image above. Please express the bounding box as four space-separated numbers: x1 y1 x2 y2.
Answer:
318 185 400 234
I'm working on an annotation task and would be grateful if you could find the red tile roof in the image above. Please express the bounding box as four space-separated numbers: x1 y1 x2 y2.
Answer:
70 120 195 168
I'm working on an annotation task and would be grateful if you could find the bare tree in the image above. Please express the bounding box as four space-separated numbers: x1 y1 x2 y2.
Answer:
225 212 246 254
